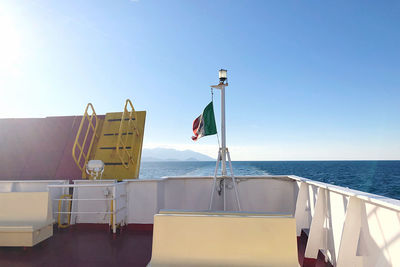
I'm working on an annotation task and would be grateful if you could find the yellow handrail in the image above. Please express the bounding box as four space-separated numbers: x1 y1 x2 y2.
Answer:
110 199 114 227
58 194 72 228
116 99 139 169
72 103 99 172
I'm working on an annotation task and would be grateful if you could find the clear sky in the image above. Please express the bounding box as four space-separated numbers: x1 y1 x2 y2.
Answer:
1 0 400 160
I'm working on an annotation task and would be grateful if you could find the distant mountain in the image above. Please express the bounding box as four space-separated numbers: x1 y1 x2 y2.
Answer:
141 148 214 161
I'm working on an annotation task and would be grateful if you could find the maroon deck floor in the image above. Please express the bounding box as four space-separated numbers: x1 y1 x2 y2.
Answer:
0 226 332 267
0 225 153 267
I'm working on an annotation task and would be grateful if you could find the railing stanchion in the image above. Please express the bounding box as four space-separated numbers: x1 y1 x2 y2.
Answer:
48 182 127 233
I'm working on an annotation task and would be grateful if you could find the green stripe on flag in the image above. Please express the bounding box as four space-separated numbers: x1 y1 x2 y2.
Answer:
203 102 217 136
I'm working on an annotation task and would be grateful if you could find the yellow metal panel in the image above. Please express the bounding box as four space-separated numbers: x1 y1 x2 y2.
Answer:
103 112 126 120
91 111 146 180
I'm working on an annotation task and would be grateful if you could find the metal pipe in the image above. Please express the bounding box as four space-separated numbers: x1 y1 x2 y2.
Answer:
221 84 227 176
223 179 226 211
113 186 116 233
53 198 116 201
227 149 241 211
55 211 114 214
48 184 117 188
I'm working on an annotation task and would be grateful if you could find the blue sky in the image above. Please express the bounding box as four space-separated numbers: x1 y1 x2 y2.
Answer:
1 0 400 160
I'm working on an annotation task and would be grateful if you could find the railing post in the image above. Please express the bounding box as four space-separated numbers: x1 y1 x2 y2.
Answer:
113 185 116 234
48 182 124 234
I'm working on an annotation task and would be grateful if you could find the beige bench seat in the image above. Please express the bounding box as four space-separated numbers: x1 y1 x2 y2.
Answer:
148 210 299 267
0 221 51 231
159 209 293 217
0 192 53 247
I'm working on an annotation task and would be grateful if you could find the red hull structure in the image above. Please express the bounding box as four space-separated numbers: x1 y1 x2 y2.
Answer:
0 116 104 181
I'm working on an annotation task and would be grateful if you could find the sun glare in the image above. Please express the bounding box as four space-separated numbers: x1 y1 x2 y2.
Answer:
0 11 21 75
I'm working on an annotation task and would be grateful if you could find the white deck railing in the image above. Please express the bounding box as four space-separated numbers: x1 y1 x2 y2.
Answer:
48 181 128 233
290 175 400 267
3 176 399 266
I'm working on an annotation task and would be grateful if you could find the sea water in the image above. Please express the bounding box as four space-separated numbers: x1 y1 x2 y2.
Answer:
139 161 400 200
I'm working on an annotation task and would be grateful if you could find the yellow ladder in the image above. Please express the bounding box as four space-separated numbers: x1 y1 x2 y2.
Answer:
91 99 145 179
72 99 145 179
72 103 99 173
116 99 139 168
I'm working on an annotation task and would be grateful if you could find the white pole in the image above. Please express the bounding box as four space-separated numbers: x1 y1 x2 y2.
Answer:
113 186 116 234
223 179 226 211
221 84 227 176
209 149 221 210
227 149 241 211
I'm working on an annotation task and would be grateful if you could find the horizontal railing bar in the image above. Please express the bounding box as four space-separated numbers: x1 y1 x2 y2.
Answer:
54 208 126 215
48 184 116 188
53 198 116 201
0 180 69 183
54 211 114 214
287 175 400 212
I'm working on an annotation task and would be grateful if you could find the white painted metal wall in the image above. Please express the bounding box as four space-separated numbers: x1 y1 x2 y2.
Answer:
71 180 117 224
114 181 128 228
125 179 160 224
224 176 298 213
124 177 223 224
124 176 297 223
162 177 221 211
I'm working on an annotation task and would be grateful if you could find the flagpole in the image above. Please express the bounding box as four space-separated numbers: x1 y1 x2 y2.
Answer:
221 81 227 176
208 69 241 211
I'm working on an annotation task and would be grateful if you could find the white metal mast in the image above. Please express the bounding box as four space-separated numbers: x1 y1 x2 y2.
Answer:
209 69 241 211
220 72 227 176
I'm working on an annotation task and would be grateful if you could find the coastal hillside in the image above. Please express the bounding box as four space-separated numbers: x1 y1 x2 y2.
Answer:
142 148 214 161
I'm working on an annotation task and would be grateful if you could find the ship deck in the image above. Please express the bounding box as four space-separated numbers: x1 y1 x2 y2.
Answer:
0 225 153 267
0 225 331 267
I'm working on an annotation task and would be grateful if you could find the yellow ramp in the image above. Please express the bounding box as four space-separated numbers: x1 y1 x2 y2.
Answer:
92 111 146 179
149 212 299 267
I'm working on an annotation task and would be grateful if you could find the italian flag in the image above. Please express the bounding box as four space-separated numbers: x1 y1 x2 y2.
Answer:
192 102 217 141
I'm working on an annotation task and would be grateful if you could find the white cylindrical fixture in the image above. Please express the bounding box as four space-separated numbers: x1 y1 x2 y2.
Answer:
219 69 227 82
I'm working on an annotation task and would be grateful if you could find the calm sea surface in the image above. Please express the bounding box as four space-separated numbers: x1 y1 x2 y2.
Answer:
139 161 400 200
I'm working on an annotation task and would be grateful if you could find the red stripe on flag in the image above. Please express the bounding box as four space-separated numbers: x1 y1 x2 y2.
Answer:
192 115 201 141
